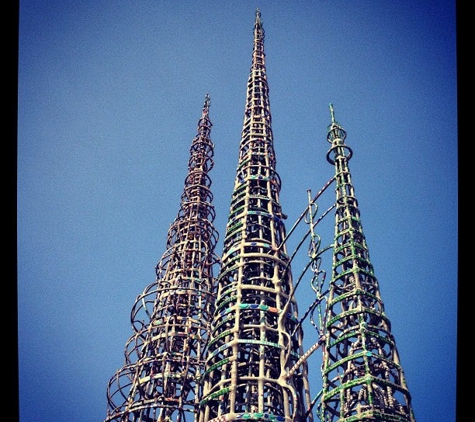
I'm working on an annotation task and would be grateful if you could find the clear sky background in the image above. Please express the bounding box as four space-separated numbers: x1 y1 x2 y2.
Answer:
17 1 457 421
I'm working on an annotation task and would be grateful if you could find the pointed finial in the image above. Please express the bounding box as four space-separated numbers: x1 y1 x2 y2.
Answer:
329 103 336 124
202 93 211 119
255 8 262 25
254 8 264 39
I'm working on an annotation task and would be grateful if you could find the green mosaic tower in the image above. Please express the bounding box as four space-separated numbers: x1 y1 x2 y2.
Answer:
317 105 416 422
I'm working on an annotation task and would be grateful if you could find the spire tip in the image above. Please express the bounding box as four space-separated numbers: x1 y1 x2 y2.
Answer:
329 103 335 123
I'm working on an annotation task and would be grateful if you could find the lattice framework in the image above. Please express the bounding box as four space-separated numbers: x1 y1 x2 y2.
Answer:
199 10 312 422
105 94 220 422
316 105 416 422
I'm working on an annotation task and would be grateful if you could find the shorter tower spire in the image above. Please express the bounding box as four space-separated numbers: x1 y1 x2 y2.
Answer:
318 104 416 422
104 94 220 422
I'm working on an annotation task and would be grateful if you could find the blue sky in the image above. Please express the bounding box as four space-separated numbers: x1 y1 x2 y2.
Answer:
17 1 457 421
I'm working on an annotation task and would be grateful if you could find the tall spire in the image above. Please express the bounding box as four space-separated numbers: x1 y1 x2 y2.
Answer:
318 104 416 422
105 94 220 422
199 11 312 422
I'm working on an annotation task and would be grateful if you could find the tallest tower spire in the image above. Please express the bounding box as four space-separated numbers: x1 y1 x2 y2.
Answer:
199 10 312 422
